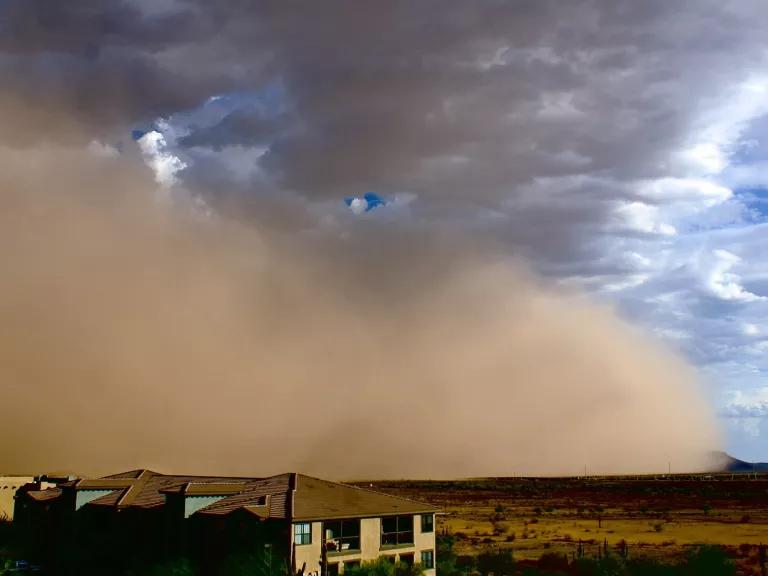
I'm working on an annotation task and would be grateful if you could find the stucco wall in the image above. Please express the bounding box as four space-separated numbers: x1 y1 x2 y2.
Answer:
293 520 323 575
292 514 436 576
0 477 35 521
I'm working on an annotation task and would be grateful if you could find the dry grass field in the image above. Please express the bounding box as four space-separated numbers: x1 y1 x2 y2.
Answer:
356 475 768 572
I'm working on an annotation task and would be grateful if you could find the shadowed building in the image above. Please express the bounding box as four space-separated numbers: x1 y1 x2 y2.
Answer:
1 477 37 521
15 469 438 576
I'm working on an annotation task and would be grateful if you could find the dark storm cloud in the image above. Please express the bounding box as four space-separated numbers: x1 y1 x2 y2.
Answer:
2 0 765 187
2 0 767 265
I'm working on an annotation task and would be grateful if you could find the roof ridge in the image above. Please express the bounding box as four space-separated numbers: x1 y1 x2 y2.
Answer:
116 469 154 507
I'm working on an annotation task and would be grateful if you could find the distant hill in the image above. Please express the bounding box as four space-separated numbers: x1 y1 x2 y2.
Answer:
712 451 768 473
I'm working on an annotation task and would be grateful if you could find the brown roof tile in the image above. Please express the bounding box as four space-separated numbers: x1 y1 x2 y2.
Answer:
26 488 63 502
68 470 439 521
292 475 438 521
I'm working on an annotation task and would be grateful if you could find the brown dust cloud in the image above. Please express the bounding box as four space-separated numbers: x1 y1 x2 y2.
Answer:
0 102 721 480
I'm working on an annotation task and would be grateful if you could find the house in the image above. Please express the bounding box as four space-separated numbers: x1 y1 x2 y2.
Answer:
15 469 439 576
0 476 36 521
0 475 62 521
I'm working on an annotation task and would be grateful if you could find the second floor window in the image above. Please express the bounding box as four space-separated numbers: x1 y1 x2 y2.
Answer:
381 515 414 546
324 519 361 552
294 522 312 545
421 514 434 533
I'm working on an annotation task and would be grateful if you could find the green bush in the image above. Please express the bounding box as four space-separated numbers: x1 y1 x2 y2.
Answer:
476 548 514 576
681 545 734 576
344 557 424 576
148 557 198 576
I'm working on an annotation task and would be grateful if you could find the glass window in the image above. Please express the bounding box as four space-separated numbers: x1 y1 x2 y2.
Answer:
294 522 312 545
324 519 361 551
380 515 414 547
421 514 434 533
421 550 434 569
399 554 414 566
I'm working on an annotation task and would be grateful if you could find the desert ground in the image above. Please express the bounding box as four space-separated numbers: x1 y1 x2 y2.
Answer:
358 474 768 572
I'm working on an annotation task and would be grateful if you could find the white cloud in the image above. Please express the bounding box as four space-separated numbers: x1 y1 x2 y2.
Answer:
602 273 650 293
348 197 368 215
723 388 768 419
677 76 768 176
706 249 765 302
638 178 732 208
744 323 760 336
137 131 187 188
613 202 677 236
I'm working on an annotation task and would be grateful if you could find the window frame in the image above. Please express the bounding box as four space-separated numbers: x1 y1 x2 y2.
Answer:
421 550 434 569
294 522 312 545
380 515 415 547
324 518 362 553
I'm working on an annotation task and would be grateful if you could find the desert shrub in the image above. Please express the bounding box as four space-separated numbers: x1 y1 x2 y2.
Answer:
476 548 515 576
455 555 476 572
345 557 424 576
598 552 626 576
571 558 600 576
681 545 735 576
624 557 676 576
394 560 425 576
537 552 568 571
344 558 395 576
148 557 198 576
215 547 288 576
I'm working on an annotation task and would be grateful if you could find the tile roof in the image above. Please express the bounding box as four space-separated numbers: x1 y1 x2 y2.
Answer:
160 482 249 496
291 475 438 521
26 488 62 502
81 470 263 509
63 470 438 520
195 473 292 518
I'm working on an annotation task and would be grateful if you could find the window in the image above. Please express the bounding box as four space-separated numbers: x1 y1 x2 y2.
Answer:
421 550 434 570
324 519 361 552
381 515 414 546
421 514 434 533
294 522 312 545
328 563 339 576
399 554 414 566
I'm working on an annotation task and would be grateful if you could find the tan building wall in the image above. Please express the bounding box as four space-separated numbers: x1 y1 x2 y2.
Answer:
294 520 324 575
292 514 436 576
0 476 35 521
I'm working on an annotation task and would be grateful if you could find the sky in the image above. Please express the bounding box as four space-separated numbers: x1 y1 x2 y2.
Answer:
1 0 767 465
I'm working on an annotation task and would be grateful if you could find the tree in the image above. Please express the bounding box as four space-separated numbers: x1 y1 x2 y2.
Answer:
436 533 462 576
